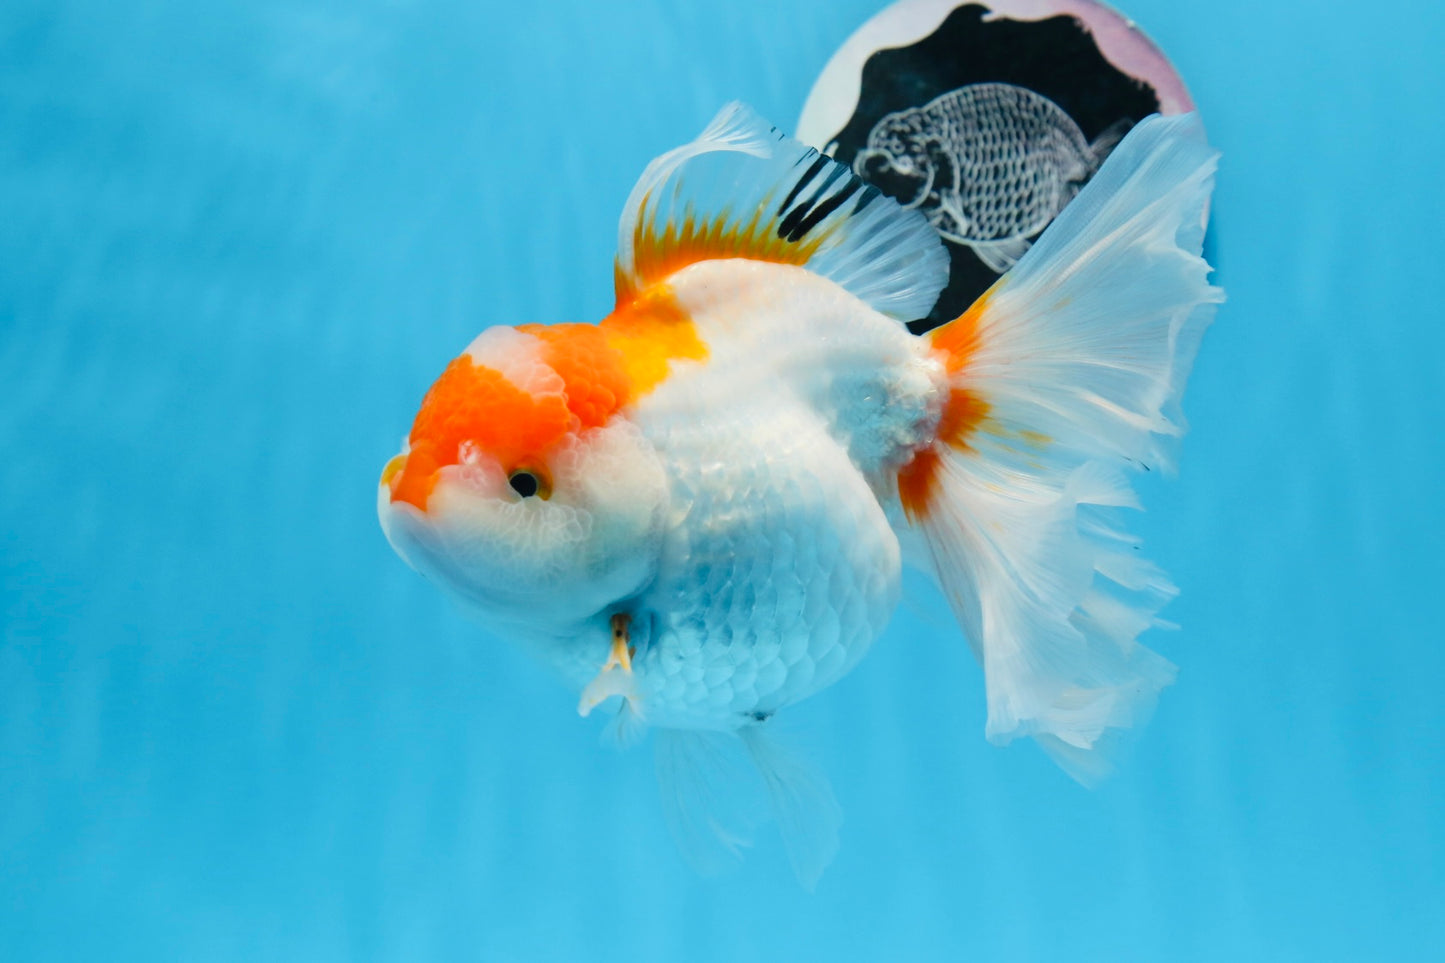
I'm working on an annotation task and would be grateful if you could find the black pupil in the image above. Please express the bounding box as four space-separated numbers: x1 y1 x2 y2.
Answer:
509 471 539 498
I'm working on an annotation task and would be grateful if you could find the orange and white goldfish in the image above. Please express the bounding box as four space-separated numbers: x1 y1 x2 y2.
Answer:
378 103 1221 885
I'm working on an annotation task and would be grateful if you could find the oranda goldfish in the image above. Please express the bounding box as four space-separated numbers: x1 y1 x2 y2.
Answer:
378 103 1221 885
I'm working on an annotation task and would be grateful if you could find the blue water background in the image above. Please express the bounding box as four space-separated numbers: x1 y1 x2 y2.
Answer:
3 0 1442 959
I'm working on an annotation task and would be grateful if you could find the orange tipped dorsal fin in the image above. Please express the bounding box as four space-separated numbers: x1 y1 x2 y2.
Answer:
614 102 948 321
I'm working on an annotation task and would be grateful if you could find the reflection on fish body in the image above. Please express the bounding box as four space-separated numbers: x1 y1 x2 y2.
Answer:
377 102 1222 886
856 82 1130 272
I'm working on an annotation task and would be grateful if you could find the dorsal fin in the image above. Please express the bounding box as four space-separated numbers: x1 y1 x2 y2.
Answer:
615 102 948 322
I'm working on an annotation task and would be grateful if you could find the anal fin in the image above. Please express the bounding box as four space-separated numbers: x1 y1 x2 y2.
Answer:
739 726 842 891
653 725 843 889
654 729 758 876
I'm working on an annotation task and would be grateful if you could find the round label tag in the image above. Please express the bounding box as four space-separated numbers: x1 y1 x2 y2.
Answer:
798 0 1195 331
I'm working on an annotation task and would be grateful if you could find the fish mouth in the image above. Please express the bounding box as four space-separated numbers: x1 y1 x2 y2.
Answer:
380 445 451 512
380 452 407 489
379 451 425 509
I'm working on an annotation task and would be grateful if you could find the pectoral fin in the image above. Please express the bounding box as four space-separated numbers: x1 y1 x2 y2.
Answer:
577 613 640 717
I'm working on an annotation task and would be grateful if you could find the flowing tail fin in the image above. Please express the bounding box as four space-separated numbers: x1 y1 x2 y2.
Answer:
899 113 1223 783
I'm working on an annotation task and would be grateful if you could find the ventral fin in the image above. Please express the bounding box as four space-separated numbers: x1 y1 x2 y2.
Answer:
615 102 949 322
652 725 843 889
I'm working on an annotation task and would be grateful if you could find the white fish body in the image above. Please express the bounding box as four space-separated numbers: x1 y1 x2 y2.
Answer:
617 259 941 731
377 103 1222 885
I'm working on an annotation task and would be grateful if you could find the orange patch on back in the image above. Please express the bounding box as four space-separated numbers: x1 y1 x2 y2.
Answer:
931 285 992 374
389 356 572 511
898 288 997 523
617 206 826 305
898 386 991 523
898 448 942 523
600 283 708 396
937 386 990 448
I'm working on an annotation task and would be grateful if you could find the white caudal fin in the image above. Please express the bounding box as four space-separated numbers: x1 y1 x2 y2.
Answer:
903 113 1223 783
654 725 842 889
615 102 949 321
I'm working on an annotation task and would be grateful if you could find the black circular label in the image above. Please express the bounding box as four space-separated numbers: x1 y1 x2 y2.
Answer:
800 1 1192 332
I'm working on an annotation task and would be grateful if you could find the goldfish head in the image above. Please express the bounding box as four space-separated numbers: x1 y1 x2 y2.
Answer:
378 325 667 632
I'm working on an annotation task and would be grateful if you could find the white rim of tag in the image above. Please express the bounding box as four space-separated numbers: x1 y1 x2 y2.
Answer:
796 0 1194 149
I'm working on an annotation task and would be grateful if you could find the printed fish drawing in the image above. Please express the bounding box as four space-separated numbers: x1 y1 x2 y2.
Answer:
378 103 1222 886
855 82 1132 272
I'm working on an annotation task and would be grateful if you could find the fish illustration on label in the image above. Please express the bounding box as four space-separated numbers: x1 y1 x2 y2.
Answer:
856 82 1130 272
798 0 1199 331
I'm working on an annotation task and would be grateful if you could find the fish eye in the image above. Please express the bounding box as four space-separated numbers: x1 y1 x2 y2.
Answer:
507 468 550 500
